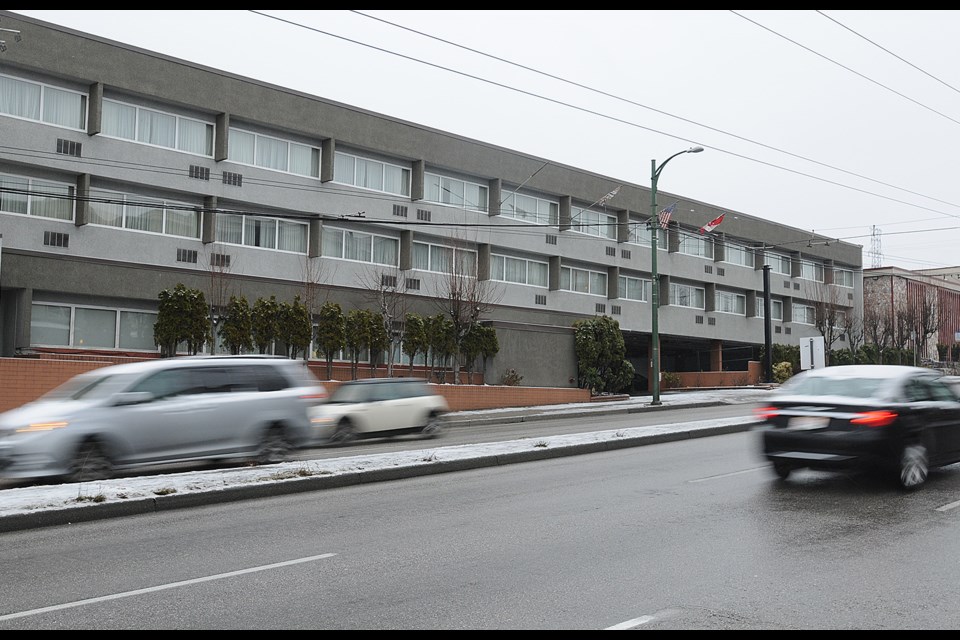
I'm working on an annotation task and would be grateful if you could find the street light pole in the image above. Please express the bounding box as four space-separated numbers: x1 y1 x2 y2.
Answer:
649 146 703 406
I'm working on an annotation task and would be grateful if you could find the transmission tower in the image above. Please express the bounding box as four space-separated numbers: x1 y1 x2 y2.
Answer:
869 225 883 268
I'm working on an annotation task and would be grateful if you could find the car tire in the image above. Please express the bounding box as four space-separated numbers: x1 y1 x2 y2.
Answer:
897 444 928 490
255 427 291 465
772 460 793 480
421 414 444 438
330 420 357 446
67 440 113 482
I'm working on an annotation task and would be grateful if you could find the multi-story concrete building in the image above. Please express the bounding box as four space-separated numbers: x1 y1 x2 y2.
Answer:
863 266 960 365
0 11 863 389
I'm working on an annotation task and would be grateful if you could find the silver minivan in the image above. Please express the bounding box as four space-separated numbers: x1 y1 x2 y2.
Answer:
0 355 327 483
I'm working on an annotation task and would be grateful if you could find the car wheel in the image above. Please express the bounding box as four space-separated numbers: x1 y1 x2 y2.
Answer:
67 440 113 482
772 460 793 480
330 420 356 445
255 427 291 465
421 414 444 438
898 444 928 490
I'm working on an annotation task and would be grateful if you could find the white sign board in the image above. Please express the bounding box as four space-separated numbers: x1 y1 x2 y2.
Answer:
800 336 826 370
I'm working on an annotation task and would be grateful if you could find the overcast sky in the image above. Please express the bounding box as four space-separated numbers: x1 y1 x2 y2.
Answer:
11 10 960 272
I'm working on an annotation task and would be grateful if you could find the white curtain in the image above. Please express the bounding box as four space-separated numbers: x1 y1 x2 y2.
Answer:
357 158 383 191
383 164 409 196
256 136 288 171
278 220 307 253
216 213 244 245
165 206 201 238
88 188 123 227
321 227 344 258
289 143 318 177
528 262 548 287
42 87 85 129
30 180 72 221
125 197 164 233
431 246 453 273
333 153 355 184
177 118 212 156
504 256 525 284
412 243 430 270
0 75 40 119
345 231 371 262
228 129 256 165
244 217 277 249
101 100 136 139
0 174 29 214
137 108 176 148
373 236 398 266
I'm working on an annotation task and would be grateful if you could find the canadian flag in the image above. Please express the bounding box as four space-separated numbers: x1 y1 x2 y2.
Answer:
699 213 725 234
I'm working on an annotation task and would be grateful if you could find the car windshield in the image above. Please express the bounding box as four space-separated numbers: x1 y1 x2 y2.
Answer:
780 375 890 399
39 371 136 402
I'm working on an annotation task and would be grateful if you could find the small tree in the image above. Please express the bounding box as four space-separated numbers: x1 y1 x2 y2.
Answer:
154 283 210 357
572 315 634 395
251 296 280 355
402 313 429 377
277 295 312 360
366 311 389 377
220 295 254 355
426 314 456 383
344 308 372 380
478 324 500 383
315 301 346 380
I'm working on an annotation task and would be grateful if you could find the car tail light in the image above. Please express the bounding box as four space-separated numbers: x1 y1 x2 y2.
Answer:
754 406 780 420
850 410 898 427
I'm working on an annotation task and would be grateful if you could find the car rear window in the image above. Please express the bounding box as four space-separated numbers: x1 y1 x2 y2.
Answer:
782 376 887 399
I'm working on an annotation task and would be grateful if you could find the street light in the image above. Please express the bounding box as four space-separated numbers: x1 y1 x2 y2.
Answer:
649 145 703 406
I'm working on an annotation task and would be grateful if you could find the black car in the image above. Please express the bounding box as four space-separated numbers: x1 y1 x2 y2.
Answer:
755 364 960 490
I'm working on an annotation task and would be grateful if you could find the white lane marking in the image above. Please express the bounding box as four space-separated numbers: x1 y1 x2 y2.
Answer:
936 499 960 512
606 615 655 630
0 552 337 621
688 466 771 483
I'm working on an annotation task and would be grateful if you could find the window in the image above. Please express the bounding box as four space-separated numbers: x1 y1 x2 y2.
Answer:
571 206 617 239
799 260 824 282
89 188 201 239
228 127 320 178
216 213 308 253
560 266 607 296
834 268 854 288
323 227 399 266
424 173 489 212
102 98 213 156
756 298 784 321
0 172 73 221
670 283 705 309
627 220 656 248
413 241 477 276
491 254 548 287
30 303 158 351
334 151 410 197
723 243 754 268
765 252 791 275
618 275 650 302
793 303 816 325
0 73 86 130
678 231 714 258
715 290 746 315
501 191 558 226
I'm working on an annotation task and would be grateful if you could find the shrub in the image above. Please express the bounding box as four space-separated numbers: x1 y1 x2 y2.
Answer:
773 361 794 384
661 371 683 389
501 369 523 386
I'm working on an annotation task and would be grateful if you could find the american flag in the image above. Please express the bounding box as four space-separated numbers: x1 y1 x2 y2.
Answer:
657 202 677 229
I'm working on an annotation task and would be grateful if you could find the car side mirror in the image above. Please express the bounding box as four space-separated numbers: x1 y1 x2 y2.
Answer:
113 391 155 406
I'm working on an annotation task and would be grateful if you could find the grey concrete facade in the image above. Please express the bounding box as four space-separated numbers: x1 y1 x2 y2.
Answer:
0 11 863 389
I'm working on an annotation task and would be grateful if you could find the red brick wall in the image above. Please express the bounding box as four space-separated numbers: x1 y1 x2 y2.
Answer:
0 356 589 413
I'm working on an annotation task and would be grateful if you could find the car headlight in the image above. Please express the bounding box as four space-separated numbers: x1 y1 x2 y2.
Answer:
17 421 69 433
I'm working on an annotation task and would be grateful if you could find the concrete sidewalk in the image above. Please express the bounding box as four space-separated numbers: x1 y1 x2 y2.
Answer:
0 387 772 532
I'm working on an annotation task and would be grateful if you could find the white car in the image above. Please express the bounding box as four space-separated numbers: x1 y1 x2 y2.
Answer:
0 355 327 483
309 378 449 445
